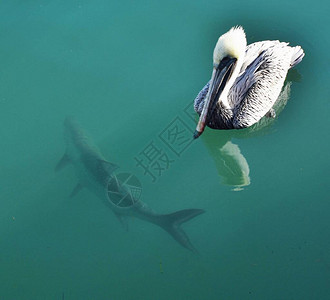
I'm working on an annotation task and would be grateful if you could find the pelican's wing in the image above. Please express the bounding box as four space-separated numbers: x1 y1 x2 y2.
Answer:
240 41 282 73
230 41 301 128
241 41 304 71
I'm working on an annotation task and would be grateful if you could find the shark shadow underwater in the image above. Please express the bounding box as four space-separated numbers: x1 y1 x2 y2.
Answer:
55 117 205 252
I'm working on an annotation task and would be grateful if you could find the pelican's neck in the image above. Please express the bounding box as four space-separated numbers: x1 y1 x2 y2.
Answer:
218 54 244 110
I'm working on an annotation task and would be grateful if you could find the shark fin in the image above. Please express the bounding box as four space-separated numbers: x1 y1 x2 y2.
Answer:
55 153 71 172
158 209 205 253
99 159 119 174
114 212 129 231
70 183 84 198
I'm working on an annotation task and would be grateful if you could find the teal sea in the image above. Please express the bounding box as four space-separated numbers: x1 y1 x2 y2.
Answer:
1 1 329 299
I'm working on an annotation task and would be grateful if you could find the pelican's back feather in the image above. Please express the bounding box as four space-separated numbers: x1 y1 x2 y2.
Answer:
290 46 305 67
230 41 302 128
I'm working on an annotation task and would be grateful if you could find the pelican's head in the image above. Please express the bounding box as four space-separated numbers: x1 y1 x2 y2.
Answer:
194 26 247 139
213 26 247 68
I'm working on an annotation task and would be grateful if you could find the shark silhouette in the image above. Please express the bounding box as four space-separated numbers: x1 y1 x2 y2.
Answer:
56 117 204 252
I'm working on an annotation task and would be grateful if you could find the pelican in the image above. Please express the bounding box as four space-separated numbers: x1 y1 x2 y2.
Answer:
193 26 304 138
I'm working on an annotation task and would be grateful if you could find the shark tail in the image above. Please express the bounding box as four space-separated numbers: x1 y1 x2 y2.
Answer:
157 209 205 253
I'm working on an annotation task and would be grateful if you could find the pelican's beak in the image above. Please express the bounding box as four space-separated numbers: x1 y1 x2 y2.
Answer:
193 57 237 139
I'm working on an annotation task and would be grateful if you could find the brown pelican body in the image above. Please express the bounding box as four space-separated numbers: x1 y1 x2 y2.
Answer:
194 26 304 138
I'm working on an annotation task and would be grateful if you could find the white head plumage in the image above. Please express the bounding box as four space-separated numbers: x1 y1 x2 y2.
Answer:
213 26 247 66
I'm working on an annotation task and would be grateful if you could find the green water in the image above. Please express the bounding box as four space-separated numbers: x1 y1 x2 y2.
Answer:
1 0 329 299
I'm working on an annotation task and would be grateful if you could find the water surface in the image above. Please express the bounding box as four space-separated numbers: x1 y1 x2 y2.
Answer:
0 0 329 299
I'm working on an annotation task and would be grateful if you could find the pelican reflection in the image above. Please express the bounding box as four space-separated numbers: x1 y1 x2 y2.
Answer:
199 81 293 190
